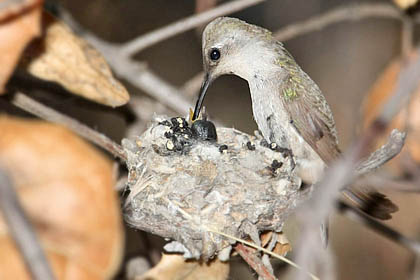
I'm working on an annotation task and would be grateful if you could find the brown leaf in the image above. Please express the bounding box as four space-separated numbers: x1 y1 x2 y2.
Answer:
393 0 418 10
136 254 229 280
0 115 124 280
272 232 292 256
261 231 292 257
0 0 42 93
362 51 420 175
20 12 130 107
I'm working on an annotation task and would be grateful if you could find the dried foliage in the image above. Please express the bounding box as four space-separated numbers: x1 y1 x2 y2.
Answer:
362 50 420 174
133 254 229 280
0 0 42 93
260 231 291 257
393 0 418 10
19 12 129 107
0 116 124 280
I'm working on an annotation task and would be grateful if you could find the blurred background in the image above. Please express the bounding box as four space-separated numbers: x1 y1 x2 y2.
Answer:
11 0 420 279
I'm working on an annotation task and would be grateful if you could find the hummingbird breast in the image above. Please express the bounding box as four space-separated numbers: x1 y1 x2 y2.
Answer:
248 77 326 183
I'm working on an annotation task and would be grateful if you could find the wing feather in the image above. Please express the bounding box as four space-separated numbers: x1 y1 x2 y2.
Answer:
280 72 340 163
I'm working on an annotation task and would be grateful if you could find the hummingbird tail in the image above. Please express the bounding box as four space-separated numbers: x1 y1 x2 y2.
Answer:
342 189 398 220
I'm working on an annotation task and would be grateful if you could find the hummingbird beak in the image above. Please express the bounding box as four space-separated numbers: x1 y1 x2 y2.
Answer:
192 72 212 120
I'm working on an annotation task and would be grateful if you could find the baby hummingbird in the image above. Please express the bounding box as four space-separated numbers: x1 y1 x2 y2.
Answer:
192 17 397 221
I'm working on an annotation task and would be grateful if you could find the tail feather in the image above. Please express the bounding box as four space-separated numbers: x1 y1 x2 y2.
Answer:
342 189 398 220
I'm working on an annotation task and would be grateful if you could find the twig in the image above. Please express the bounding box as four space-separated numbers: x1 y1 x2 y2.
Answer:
304 45 419 226
11 92 127 161
358 173 420 192
206 228 319 280
181 72 206 98
63 2 406 122
294 45 420 279
0 169 55 280
356 129 406 176
338 201 420 254
235 243 277 280
401 17 414 59
119 0 265 56
0 0 43 22
115 175 128 192
274 3 403 42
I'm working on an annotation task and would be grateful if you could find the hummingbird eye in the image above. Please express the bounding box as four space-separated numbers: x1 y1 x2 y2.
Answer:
209 48 221 61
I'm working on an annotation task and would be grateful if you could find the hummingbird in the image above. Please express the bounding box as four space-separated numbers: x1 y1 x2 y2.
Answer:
192 17 397 222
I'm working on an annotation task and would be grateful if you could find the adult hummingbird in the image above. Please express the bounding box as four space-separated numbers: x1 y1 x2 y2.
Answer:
192 17 397 221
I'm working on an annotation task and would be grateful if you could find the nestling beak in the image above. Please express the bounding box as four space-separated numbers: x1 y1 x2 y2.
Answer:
192 72 212 121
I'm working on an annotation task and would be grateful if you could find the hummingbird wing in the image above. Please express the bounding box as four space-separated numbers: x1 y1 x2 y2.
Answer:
279 70 398 220
279 71 340 163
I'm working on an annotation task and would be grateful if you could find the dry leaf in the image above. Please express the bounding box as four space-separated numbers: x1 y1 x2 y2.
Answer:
0 0 42 93
272 232 292 256
261 231 292 257
20 12 130 107
393 0 418 9
0 115 124 280
362 51 420 175
135 254 229 280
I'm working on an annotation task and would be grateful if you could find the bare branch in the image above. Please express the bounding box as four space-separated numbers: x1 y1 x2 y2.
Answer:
0 169 55 280
294 45 420 279
10 92 127 161
379 47 420 123
338 201 420 254
356 129 406 176
181 72 205 99
401 17 414 59
358 174 420 192
120 0 265 56
78 32 194 117
274 3 403 42
235 243 277 280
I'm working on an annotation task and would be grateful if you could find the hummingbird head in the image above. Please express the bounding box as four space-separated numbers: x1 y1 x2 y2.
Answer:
192 17 278 120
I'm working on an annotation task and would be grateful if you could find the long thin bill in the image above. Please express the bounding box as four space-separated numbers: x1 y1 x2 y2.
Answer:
192 73 211 120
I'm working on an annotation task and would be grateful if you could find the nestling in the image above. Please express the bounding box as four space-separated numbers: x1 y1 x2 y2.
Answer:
192 17 398 222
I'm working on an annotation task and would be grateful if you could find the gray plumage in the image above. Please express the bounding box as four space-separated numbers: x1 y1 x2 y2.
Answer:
193 17 397 220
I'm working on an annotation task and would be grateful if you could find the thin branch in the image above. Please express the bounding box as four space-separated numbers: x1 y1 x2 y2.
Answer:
235 243 277 280
120 0 265 56
338 201 420 254
358 174 420 193
301 45 419 228
181 71 205 98
294 45 420 278
62 2 407 122
380 50 420 124
0 169 55 280
356 129 406 176
402 17 414 59
115 175 128 192
274 3 403 42
11 92 127 161
77 32 195 117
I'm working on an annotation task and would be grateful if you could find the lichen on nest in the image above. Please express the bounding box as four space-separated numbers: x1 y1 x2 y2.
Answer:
122 115 305 260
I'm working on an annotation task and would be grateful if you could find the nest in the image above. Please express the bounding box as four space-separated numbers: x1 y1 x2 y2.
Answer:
122 116 306 260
